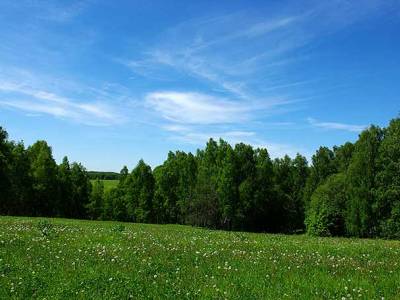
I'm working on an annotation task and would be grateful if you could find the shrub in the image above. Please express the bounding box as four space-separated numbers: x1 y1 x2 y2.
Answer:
305 174 347 236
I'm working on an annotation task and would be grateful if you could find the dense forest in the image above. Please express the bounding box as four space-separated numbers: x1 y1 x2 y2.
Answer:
1 117 399 238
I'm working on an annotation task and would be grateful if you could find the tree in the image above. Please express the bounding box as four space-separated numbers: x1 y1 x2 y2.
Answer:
87 179 104 220
250 148 275 231
234 143 256 230
216 142 237 230
334 142 354 173
303 147 337 210
0 127 12 215
289 154 309 230
175 152 197 223
9 142 32 216
69 162 91 219
125 160 154 223
119 166 129 184
153 151 197 224
27 141 58 216
375 118 400 238
346 125 383 237
57 156 72 217
189 139 220 228
306 173 347 236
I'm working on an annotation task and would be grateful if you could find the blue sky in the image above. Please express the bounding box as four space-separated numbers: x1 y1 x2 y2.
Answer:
1 0 399 171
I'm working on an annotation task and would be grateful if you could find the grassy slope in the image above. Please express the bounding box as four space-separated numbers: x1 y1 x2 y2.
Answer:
0 217 399 299
90 179 119 191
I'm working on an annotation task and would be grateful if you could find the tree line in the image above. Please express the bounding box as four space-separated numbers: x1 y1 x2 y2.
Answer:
1 117 399 238
88 171 120 180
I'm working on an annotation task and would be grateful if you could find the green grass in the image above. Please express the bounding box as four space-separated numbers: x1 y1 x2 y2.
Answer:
1 217 399 299
90 179 119 191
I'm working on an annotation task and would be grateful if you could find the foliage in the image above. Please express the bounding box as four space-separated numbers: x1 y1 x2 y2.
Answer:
1 117 400 238
345 125 383 237
306 174 347 236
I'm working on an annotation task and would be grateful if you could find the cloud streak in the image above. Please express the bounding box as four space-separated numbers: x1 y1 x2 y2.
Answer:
308 118 366 133
146 91 249 124
0 80 125 126
127 3 386 154
165 126 303 158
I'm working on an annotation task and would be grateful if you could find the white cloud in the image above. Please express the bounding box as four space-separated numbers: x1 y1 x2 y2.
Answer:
308 118 366 133
168 128 303 158
146 91 249 124
237 17 298 38
0 80 124 126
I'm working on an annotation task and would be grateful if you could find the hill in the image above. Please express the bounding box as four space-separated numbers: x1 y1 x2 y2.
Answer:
88 171 121 180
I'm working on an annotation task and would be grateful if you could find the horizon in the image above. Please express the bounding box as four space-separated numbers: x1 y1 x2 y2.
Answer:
1 0 400 171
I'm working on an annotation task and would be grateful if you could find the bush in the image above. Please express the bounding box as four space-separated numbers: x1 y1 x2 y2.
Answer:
379 203 400 239
305 174 347 236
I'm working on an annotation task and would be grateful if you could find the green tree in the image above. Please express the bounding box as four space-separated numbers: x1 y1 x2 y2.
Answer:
190 139 220 228
334 142 354 173
57 156 72 217
27 141 58 216
8 142 32 215
250 148 275 231
87 179 104 220
0 127 13 214
374 118 400 238
346 125 383 237
303 147 337 210
306 173 348 236
216 142 237 230
69 162 92 219
125 160 154 223
290 154 309 230
234 143 256 230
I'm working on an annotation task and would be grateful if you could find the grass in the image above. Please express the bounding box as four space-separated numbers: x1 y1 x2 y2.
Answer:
90 179 119 191
0 217 399 299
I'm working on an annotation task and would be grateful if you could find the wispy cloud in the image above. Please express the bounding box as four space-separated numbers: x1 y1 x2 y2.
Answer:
0 0 89 23
122 1 394 100
0 80 125 126
308 118 366 133
146 91 248 124
165 126 303 158
125 3 386 154
121 14 304 99
145 90 293 126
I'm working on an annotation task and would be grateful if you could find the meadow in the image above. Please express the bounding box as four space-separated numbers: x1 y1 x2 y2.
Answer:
90 179 119 191
0 217 399 299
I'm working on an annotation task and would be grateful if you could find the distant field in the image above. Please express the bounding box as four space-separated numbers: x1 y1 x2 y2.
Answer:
90 179 119 191
1 217 399 299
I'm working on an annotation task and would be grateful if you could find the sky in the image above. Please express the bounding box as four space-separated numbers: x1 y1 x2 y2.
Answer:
0 0 399 171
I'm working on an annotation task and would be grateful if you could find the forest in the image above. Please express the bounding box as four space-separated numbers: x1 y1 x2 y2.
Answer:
1 116 399 239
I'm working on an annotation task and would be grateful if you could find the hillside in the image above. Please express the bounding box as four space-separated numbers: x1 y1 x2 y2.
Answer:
0 217 399 299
